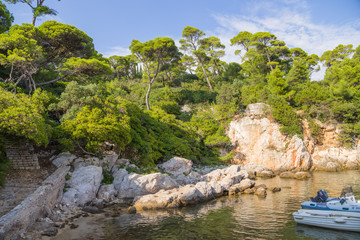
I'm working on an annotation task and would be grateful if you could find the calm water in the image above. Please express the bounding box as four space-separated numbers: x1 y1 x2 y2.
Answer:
53 171 360 240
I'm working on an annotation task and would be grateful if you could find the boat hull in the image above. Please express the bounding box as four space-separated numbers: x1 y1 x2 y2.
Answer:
301 200 360 213
293 209 360 232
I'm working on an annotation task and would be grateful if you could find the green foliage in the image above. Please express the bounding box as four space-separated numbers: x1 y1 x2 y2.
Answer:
63 57 111 82
0 87 51 145
49 81 103 122
267 95 302 137
0 135 10 186
61 97 131 153
220 150 233 164
308 118 322 138
241 84 269 106
189 110 230 147
0 1 13 33
101 169 114 185
337 123 360 148
0 21 95 91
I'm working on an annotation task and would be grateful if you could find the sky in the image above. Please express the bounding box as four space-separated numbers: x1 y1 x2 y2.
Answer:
4 0 360 80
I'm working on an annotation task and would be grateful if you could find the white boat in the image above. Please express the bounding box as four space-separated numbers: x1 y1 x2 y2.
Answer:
301 186 360 213
293 209 360 232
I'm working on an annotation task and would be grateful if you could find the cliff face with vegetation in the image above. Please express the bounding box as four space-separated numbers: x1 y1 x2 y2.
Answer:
228 103 360 172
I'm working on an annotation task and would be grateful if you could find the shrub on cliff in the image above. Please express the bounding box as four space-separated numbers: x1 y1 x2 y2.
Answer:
267 95 302 137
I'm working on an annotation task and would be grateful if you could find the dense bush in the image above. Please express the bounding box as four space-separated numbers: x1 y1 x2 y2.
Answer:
267 95 302 137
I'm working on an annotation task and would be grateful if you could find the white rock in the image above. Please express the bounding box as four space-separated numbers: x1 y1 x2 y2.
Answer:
157 157 193 176
61 166 103 207
97 184 117 202
228 112 311 171
245 103 270 115
73 157 100 170
52 152 77 168
114 171 178 199
101 154 118 170
312 147 360 171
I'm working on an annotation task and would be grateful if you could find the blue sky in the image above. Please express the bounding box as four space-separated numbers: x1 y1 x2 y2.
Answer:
4 0 360 79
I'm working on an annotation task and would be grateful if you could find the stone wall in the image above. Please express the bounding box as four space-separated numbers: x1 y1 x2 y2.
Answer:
0 166 70 240
4 140 40 170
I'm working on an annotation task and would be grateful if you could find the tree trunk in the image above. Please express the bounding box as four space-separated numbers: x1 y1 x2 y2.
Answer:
146 81 152 110
32 16 37 26
213 59 220 76
265 50 274 72
199 60 213 92
161 75 165 87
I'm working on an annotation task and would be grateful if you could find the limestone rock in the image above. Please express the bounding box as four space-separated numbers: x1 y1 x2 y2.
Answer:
255 187 267 198
293 172 311 180
51 152 77 168
133 180 226 210
157 157 193 176
228 109 311 171
243 188 256 194
97 184 117 202
312 147 359 171
279 172 295 178
229 179 254 195
113 170 178 199
243 163 275 178
257 170 275 178
100 154 118 170
270 187 281 193
245 103 270 116
73 157 100 170
239 178 255 192
61 166 103 207
285 135 312 171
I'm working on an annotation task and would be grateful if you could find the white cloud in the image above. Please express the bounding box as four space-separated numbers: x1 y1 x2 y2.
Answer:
103 46 131 58
209 2 360 80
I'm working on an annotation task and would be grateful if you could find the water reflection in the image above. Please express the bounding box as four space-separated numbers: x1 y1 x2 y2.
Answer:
53 171 360 240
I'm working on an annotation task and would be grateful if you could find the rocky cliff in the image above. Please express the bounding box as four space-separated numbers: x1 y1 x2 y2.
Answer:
228 103 360 172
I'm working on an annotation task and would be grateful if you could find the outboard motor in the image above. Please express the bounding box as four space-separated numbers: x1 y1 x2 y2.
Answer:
310 189 329 202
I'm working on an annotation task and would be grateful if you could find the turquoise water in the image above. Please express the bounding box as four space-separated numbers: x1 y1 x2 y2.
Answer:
53 171 360 240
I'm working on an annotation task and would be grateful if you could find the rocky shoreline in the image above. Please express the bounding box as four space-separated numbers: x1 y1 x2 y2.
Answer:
4 151 324 239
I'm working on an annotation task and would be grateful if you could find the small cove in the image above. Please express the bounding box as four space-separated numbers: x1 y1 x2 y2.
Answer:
52 171 360 240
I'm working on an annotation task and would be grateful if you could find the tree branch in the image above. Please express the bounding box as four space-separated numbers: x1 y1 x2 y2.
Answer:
35 73 71 87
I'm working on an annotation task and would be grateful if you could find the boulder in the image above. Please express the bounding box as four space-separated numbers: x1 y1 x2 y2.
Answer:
113 170 178 199
73 157 100 170
312 147 360 171
293 172 311 180
233 178 255 192
257 170 275 178
173 172 202 185
51 152 77 168
97 184 117 202
279 172 295 178
254 184 267 190
270 187 281 193
243 188 256 194
61 166 103 207
133 180 226 210
255 187 267 198
204 165 244 183
157 157 193 176
243 163 275 178
100 154 118 170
